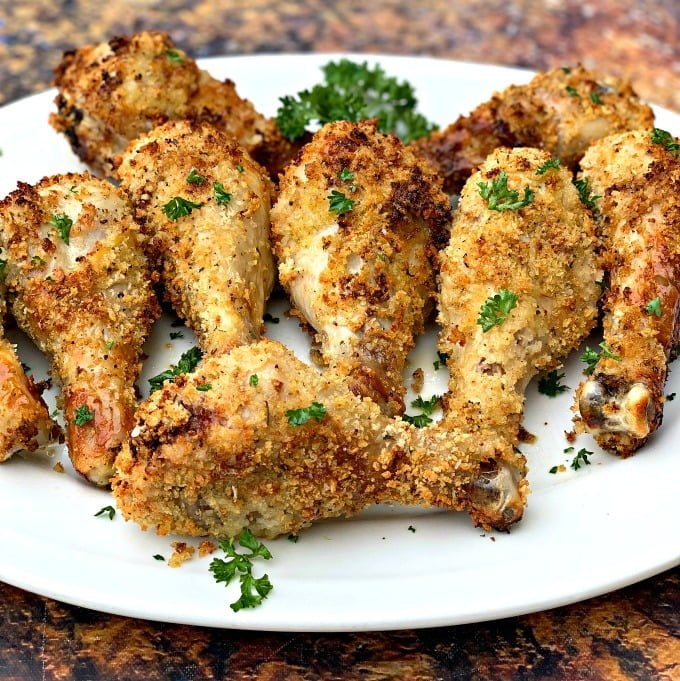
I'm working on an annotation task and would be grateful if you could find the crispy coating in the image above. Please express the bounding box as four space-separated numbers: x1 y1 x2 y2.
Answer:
113 339 524 539
271 120 451 416
117 121 275 355
574 130 680 456
49 31 297 179
439 147 601 516
0 173 159 484
413 65 654 194
0 282 54 461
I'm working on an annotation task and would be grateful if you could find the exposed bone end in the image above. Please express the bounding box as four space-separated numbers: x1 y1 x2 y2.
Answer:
577 378 657 456
465 455 528 531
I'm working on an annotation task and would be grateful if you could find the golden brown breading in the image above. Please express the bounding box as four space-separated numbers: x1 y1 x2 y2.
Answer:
438 147 601 517
117 120 275 355
413 65 654 194
112 339 525 539
0 173 159 484
574 129 680 456
49 31 298 179
0 281 55 461
271 120 451 416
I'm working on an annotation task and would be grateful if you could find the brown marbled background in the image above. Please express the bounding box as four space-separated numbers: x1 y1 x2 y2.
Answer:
0 1 679 679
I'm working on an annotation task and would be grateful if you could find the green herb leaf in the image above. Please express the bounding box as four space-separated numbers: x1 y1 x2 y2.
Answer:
580 341 621 374
149 346 203 392
570 447 593 470
645 296 662 317
407 525 416 533
287 533 299 543
338 168 355 181
590 92 604 105
30 255 46 267
667 393 676 401
73 404 95 426
651 128 680 156
249 374 259 387
275 59 437 143
186 167 206 185
410 394 440 415
235 164 244 173
402 412 433 428
50 213 73 244
213 182 232 205
94 505 115 520
433 351 448 371
477 289 518 332
196 383 212 392
286 402 327 426
231 572 273 612
573 178 601 210
263 312 280 324
0 259 6 279
162 196 203 221
153 554 165 561
166 49 184 64
565 85 580 98
537 370 569 397
561 66 572 74
169 331 184 340
536 158 561 175
478 171 534 211
328 189 355 214
549 466 559 474
105 340 115 351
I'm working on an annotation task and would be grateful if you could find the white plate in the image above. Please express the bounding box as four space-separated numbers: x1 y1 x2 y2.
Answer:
0 55 678 632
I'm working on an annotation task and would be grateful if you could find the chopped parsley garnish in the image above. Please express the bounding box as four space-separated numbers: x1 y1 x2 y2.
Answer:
590 92 604 105
645 297 662 317
561 66 572 74
580 341 622 374
286 402 327 426
565 85 580 97
213 182 232 205
478 171 534 211
433 351 448 371
166 49 184 64
549 466 559 474
186 167 206 185
536 158 561 175
169 331 184 340
209 529 273 612
667 393 676 401
328 189 355 214
564 446 574 453
235 164 244 173
105 340 115 350
477 289 518 332
30 255 46 267
249 374 259 387
196 383 212 392
403 412 433 428
287 534 299 543
153 554 165 561
50 213 73 244
148 346 203 392
275 59 437 143
411 394 440 414
73 404 95 426
570 447 593 470
651 128 680 156
537 370 569 397
263 312 280 324
94 505 115 520
573 178 601 210
162 196 203 221
338 168 355 181
407 525 416 533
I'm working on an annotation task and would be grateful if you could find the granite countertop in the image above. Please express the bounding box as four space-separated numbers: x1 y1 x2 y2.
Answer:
1 1 679 679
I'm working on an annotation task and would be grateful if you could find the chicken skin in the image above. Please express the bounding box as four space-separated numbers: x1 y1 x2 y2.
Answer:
117 121 275 356
412 65 654 194
271 120 451 416
0 173 159 484
574 129 680 456
0 276 54 461
50 31 296 179
438 147 601 507
113 338 526 539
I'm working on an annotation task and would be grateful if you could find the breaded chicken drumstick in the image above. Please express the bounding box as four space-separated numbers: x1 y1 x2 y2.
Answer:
50 31 296 179
574 129 680 456
0 173 159 484
117 120 274 356
412 65 654 194
113 338 526 539
271 120 450 416
438 147 601 515
0 273 54 461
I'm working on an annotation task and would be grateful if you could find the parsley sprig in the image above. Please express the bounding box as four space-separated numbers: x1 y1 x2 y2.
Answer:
328 190 355 214
50 213 73 244
536 158 560 175
149 346 203 392
573 178 601 210
478 171 534 212
651 128 680 157
162 196 203 221
477 289 518 332
73 404 95 426
94 505 116 520
286 402 327 426
645 297 662 317
403 394 441 428
213 182 232 205
570 447 593 470
580 341 622 375
275 59 437 143
209 529 273 612
537 370 569 397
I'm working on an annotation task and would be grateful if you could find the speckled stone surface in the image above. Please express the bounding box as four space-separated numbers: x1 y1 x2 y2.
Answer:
1 1 679 679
